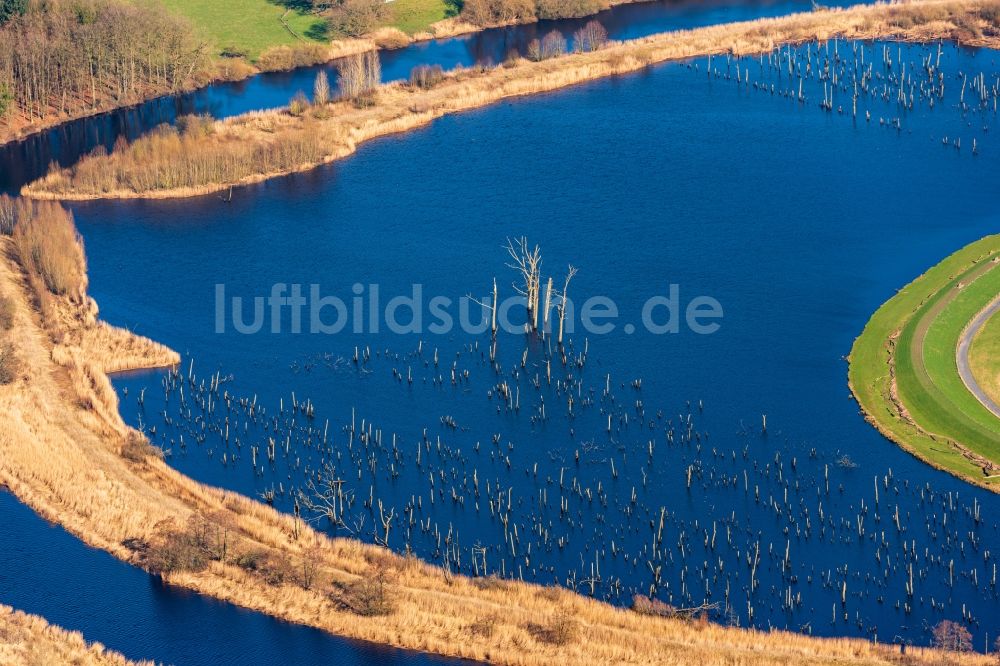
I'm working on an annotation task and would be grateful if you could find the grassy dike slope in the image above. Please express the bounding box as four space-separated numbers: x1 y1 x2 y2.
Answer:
25 0 1000 200
849 235 1000 492
1 215 995 663
0 604 153 666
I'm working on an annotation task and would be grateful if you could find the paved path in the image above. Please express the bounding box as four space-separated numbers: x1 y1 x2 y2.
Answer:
956 293 1000 420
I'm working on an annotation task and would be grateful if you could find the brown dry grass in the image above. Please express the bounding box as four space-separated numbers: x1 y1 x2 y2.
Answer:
0 205 994 664
23 0 1000 200
0 603 153 666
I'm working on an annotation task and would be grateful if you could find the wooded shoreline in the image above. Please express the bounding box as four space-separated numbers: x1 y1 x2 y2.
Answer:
23 0 1000 200
0 0 646 147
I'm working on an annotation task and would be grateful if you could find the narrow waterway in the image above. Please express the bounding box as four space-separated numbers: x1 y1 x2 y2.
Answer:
0 0 853 193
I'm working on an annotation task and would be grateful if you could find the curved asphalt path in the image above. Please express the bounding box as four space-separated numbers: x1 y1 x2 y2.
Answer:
956 292 1000 420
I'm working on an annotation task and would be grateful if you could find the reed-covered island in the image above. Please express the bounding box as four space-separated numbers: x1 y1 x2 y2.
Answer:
22 0 1000 200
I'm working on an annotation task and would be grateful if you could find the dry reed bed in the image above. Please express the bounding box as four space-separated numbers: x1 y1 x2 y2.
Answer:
23 0 1000 200
0 225 994 663
0 604 152 666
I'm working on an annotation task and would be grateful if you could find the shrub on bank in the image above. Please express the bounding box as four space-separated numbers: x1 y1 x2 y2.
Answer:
8 199 85 298
460 0 535 27
257 43 331 72
325 0 391 38
409 64 445 89
330 553 396 615
535 0 608 20
0 294 13 331
0 341 17 384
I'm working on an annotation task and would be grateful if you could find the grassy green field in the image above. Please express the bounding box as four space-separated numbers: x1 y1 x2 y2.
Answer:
159 0 452 59
390 0 453 34
161 0 328 58
970 307 1000 408
848 235 1000 491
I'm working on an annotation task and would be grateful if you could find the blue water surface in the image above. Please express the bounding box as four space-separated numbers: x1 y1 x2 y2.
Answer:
66 40 1000 652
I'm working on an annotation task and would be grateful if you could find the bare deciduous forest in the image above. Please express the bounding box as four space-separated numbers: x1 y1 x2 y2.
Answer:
0 0 208 140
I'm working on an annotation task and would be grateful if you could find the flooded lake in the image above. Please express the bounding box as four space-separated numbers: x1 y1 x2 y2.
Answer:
73 40 1000 651
2 3 1000 663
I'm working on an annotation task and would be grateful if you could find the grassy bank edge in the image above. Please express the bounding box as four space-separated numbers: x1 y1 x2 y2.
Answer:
847 234 1000 493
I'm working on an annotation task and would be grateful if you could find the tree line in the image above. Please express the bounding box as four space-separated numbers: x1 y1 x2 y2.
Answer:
0 0 208 132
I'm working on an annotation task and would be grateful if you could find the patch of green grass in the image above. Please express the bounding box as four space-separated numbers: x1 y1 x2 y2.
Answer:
970 309 1000 408
848 235 1000 490
388 0 454 34
160 0 328 59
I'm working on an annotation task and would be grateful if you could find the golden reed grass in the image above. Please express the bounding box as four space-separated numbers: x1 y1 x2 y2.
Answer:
23 0 1000 200
0 604 153 666
0 206 995 663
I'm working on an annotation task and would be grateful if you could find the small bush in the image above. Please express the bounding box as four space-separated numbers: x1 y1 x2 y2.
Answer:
220 45 249 59
120 432 163 462
325 0 391 38
258 44 331 72
330 555 396 615
257 45 295 71
460 0 535 27
526 38 541 61
146 528 210 575
176 114 215 138
468 616 497 638
534 0 607 20
0 294 13 330
289 91 311 116
409 64 445 90
526 609 578 645
0 342 18 385
631 594 675 617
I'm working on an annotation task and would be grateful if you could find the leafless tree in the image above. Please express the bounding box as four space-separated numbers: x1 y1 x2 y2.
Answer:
313 70 331 105
506 237 542 332
0 1 207 127
298 462 353 530
337 50 381 101
931 620 972 653
573 20 609 53
540 31 568 60
556 264 578 345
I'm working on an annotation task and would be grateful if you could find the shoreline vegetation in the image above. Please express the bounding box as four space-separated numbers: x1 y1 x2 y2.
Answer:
848 235 1000 493
0 604 151 666
1 202 996 663
0 0 648 147
22 0 1000 201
